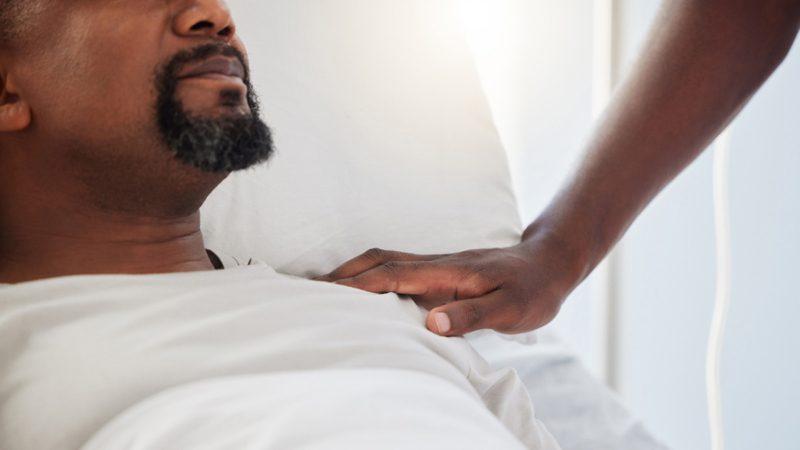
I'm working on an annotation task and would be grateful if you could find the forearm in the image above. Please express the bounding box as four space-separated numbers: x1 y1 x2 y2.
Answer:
523 0 800 281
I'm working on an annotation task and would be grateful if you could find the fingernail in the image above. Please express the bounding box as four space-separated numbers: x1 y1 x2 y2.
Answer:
434 312 451 334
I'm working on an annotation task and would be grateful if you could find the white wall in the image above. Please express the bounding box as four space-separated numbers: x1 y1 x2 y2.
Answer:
464 0 800 449
724 41 800 449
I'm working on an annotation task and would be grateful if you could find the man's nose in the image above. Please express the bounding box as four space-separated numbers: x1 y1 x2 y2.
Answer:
172 0 236 42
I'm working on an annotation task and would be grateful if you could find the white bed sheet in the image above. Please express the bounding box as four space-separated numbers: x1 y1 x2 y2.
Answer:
467 331 669 450
0 265 560 450
81 370 529 450
0 260 669 450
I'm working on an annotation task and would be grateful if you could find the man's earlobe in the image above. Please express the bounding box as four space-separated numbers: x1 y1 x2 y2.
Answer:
0 75 32 132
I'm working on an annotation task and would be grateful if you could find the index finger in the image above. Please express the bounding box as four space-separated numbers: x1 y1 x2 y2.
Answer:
315 248 445 281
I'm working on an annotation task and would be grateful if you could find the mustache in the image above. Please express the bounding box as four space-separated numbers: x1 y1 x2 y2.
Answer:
161 42 251 85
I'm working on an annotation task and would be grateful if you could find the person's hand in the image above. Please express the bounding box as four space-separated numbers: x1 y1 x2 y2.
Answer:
314 232 586 337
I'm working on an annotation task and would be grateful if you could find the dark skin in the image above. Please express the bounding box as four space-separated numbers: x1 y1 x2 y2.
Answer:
0 0 248 283
318 0 800 337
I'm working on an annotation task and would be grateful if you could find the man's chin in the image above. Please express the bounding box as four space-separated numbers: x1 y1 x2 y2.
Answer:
158 88 273 173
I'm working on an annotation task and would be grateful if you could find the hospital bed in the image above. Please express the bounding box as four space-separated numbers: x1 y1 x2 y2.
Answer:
198 1 668 449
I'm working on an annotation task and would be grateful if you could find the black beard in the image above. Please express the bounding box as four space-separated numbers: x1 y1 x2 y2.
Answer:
155 43 274 173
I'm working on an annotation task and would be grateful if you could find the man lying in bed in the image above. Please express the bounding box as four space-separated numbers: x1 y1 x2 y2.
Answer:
0 1 559 449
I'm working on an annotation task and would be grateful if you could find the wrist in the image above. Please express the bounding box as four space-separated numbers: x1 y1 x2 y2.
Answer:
518 218 594 292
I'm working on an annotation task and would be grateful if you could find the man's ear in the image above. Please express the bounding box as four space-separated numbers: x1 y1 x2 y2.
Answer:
0 72 31 132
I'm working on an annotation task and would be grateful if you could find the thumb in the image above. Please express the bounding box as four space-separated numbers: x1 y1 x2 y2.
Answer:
426 291 506 337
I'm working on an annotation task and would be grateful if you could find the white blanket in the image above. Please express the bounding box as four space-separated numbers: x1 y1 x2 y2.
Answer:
81 370 527 450
0 265 560 450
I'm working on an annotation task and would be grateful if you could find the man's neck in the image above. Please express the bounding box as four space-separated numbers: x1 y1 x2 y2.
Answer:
0 208 215 284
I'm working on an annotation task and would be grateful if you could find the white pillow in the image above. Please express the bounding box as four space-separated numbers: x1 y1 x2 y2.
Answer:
201 0 523 278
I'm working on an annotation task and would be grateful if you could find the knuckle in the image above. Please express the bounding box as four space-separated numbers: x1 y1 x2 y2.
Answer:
380 260 402 275
363 247 387 262
459 266 496 290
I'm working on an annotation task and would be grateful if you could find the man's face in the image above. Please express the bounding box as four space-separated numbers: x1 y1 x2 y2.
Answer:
4 0 273 211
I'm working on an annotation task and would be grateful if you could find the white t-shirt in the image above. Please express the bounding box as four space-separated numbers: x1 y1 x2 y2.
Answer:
0 263 559 450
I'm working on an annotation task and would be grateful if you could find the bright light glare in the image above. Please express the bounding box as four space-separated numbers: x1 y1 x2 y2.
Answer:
455 0 519 151
458 0 508 44
455 1 577 162
457 0 519 74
